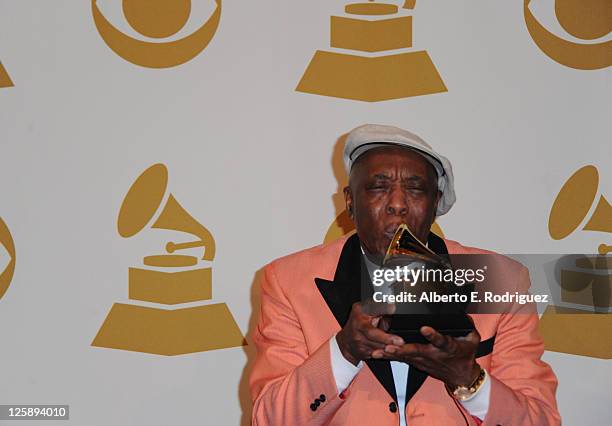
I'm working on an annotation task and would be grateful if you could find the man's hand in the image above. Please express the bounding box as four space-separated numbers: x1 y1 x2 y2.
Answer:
382 326 481 388
336 302 405 366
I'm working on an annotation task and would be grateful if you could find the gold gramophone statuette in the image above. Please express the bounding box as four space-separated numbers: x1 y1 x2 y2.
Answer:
384 223 449 268
379 224 474 339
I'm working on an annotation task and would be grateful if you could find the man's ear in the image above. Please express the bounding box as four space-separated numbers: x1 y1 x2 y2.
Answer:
433 190 442 214
343 186 354 219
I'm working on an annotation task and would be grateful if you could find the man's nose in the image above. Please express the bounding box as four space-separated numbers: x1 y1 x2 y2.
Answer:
386 187 408 216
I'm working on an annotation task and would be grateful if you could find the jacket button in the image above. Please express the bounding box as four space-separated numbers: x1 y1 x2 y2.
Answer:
389 402 397 413
319 394 326 402
314 399 321 407
310 403 317 411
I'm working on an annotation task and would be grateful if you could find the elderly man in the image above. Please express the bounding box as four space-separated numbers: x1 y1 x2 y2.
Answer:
249 124 560 425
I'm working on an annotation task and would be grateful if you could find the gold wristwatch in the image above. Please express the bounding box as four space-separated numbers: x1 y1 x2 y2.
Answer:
446 367 487 402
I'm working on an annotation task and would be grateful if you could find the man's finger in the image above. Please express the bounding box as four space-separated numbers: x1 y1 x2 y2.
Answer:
385 343 429 357
351 302 366 316
371 349 385 359
420 326 453 351
463 329 481 345
381 345 430 364
378 316 391 332
363 326 404 346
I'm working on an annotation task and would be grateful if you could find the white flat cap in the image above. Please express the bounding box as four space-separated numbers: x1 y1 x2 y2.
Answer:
343 124 456 216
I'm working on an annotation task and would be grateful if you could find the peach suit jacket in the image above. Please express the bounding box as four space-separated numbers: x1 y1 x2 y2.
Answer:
249 233 560 425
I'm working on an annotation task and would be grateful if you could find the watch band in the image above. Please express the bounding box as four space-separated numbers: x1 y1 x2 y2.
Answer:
446 366 487 402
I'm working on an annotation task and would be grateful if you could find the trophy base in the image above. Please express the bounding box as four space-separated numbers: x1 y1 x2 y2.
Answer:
296 50 447 102
92 302 246 355
538 305 611 359
388 314 474 344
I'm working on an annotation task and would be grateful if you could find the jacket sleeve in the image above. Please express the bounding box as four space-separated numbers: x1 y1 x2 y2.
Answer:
249 263 345 425
483 267 561 426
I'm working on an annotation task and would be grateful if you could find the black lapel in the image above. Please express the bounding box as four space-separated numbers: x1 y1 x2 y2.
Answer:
314 234 362 327
315 233 398 402
427 231 448 257
476 335 496 358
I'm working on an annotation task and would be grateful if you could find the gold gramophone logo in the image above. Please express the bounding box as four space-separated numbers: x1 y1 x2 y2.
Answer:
0 62 14 88
297 0 447 102
539 165 611 359
524 0 611 70
92 0 222 68
0 217 16 301
92 163 245 355
549 165 611 254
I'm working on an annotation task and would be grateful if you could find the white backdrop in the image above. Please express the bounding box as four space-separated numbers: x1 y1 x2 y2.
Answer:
0 1 610 424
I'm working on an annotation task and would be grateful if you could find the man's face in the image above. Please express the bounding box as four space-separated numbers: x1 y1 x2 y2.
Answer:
344 146 441 262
